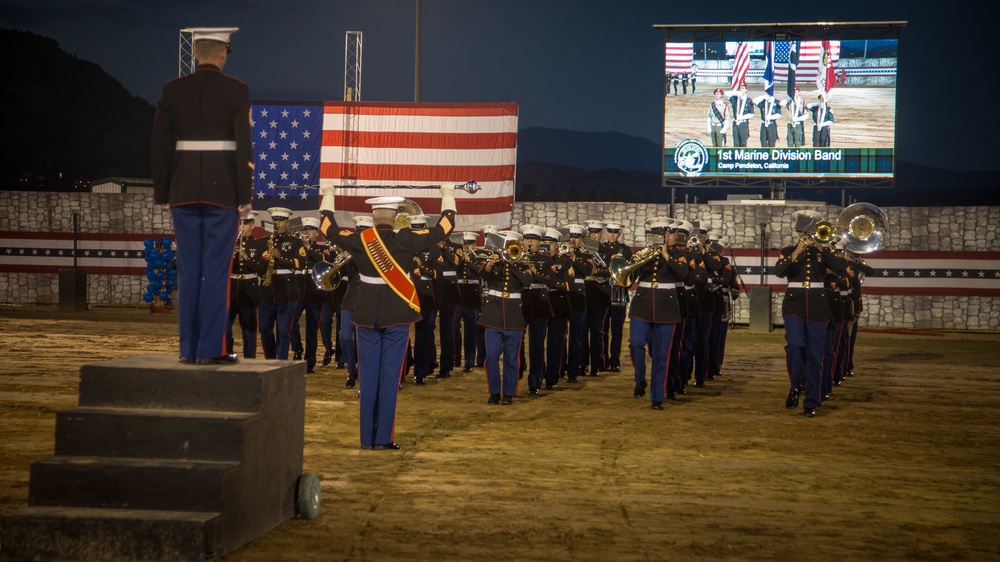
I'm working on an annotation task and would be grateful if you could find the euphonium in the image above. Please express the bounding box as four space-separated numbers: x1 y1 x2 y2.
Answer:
312 250 353 291
610 244 661 288
837 202 888 254
812 220 836 245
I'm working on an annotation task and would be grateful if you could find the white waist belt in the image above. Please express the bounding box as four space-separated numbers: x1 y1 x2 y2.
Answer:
359 274 387 285
574 278 585 284
175 140 237 151
441 271 457 277
486 289 520 299
457 279 480 284
637 282 675 289
529 283 546 290
231 273 258 280
275 269 294 275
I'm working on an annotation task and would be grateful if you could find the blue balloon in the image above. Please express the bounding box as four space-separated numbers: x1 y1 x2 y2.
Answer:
158 291 169 300
144 238 154 248
155 270 166 281
162 250 175 260
163 298 172 306
142 293 154 303
162 238 173 248
165 278 176 288
145 271 156 282
168 269 178 277
151 259 164 269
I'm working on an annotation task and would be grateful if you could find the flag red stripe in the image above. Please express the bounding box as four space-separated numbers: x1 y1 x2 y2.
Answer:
319 163 515 182
323 102 518 117
321 130 518 150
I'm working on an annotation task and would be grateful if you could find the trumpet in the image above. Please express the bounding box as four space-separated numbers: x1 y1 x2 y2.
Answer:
610 244 662 288
558 242 572 255
812 220 836 245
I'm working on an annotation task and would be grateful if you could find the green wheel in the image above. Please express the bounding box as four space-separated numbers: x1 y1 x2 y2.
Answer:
296 472 321 520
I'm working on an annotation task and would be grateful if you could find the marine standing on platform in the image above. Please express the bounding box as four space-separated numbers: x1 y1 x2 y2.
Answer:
152 27 252 364
318 184 457 450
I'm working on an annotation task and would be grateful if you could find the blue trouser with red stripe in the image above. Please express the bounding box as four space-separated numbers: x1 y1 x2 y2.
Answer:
356 323 409 447
171 204 237 361
629 319 675 404
784 315 827 410
484 327 522 397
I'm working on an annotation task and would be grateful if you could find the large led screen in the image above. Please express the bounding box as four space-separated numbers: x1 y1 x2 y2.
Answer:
662 38 897 181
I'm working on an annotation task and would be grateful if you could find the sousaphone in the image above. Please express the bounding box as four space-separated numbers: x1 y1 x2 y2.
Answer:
837 202 888 254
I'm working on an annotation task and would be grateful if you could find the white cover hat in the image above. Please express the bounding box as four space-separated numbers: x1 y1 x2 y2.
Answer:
407 214 430 227
519 224 544 239
242 210 259 222
564 224 586 236
645 217 671 231
499 230 522 242
605 221 623 232
301 217 320 230
542 227 562 241
462 232 480 243
584 219 605 232
481 224 501 235
267 207 292 219
352 215 374 228
365 196 405 210
191 27 238 44
674 220 693 234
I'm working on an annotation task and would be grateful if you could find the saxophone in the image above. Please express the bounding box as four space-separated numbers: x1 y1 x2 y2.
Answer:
262 233 278 287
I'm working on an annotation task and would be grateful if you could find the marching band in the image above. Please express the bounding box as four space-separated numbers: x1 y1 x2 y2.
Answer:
225 200 880 433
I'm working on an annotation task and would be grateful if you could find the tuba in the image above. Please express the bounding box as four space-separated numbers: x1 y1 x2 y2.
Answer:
610 244 661 288
312 250 353 291
837 202 888 254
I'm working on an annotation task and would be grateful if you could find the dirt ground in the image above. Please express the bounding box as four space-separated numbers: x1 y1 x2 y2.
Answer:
1 306 998 562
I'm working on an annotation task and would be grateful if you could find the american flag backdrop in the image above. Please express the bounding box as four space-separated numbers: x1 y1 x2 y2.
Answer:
664 43 694 74
250 101 518 232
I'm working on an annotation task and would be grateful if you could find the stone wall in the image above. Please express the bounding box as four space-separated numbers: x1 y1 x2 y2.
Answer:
2 191 997 330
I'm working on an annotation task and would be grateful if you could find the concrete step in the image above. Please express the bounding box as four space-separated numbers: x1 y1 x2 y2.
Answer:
55 407 256 462
1 505 222 562
29 456 239 513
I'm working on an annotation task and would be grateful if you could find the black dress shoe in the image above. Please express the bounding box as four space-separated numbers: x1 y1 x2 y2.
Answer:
667 391 677 401
462 366 474 373
361 445 373 450
501 395 513 405
693 381 706 388
833 379 843 387
306 367 315 374
487 393 501 405
707 373 716 381
608 365 620 373
677 388 687 395
803 408 817 417
566 376 579 383
293 350 303 361
373 442 401 450
434 371 451 379
544 383 560 390
196 354 240 365
785 389 800 409
345 374 357 388
414 378 426 385
651 402 663 410
528 388 539 396
633 380 647 398
588 370 601 377
823 393 832 400
336 362 347 369
179 357 193 364
430 361 439 371
322 350 333 366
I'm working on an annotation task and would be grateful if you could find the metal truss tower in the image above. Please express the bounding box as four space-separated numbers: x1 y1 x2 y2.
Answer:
345 31 363 101
177 29 196 77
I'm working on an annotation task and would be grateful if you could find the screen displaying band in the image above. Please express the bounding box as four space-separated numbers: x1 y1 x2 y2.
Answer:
662 38 898 180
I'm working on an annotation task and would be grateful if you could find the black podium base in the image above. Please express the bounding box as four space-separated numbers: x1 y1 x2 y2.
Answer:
1 355 307 561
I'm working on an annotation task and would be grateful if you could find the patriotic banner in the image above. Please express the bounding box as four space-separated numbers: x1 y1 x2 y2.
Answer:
731 42 751 87
250 101 518 232
664 43 694 74
725 250 1000 297
0 232 165 275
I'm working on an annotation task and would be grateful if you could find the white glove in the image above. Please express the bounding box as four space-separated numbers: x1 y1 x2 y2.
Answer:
319 180 336 213
440 183 456 213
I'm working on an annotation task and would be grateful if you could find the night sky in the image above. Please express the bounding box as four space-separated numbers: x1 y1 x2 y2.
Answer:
1 0 994 172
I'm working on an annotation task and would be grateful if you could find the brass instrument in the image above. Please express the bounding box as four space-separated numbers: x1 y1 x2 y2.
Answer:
394 198 425 230
558 242 572 255
584 244 611 283
610 244 662 288
262 233 278 287
312 249 353 291
502 239 525 263
812 220 836 245
837 202 887 254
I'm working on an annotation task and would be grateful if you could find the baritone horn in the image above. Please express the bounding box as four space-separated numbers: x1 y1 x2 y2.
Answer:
837 202 888 254
312 250 353 291
609 244 661 288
